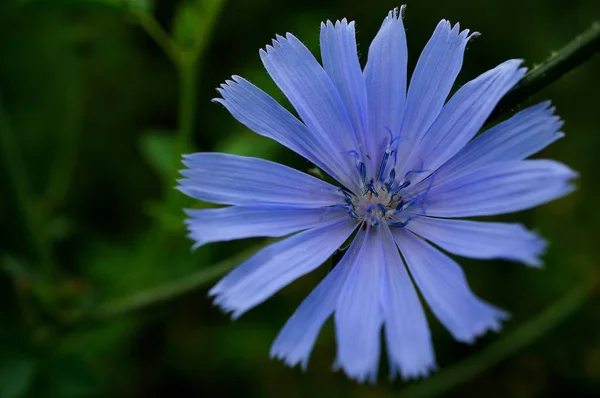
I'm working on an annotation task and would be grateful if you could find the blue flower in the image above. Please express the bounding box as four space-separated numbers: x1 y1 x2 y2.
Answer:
178 7 576 382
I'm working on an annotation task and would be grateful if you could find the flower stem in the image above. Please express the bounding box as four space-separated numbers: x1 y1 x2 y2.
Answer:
0 97 54 280
489 21 600 122
175 60 198 171
43 69 83 211
91 245 259 320
131 9 182 66
400 279 597 398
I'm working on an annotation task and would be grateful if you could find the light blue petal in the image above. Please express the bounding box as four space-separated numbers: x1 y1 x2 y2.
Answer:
380 225 436 380
334 228 383 383
394 229 509 343
396 20 475 173
270 229 366 370
185 206 348 249
402 60 526 181
178 153 342 207
320 19 369 152
407 217 547 267
422 159 577 217
213 76 354 187
209 217 357 319
434 101 564 184
364 7 407 169
260 33 361 186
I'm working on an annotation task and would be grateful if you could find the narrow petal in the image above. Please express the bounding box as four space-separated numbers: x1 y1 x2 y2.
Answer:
185 206 347 248
270 229 366 369
335 228 383 383
396 21 474 172
364 7 407 168
402 60 526 180
394 229 509 343
421 159 577 218
213 76 354 187
434 101 564 184
260 33 360 179
380 225 436 380
320 19 369 150
209 218 357 319
178 153 342 207
407 217 547 267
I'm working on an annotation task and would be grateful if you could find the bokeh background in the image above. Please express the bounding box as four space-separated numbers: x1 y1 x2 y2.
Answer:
1 0 599 396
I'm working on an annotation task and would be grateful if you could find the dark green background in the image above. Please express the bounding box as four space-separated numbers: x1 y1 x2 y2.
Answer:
1 0 599 396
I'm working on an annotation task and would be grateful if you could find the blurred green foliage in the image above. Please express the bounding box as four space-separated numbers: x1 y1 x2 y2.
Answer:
0 0 599 397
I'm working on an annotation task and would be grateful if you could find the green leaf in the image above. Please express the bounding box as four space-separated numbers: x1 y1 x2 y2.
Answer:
0 355 36 398
41 356 100 398
399 280 595 398
139 130 177 182
18 0 152 12
1 255 33 281
173 0 224 52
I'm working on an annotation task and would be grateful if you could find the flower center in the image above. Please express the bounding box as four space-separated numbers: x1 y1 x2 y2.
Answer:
340 178 412 228
338 133 432 228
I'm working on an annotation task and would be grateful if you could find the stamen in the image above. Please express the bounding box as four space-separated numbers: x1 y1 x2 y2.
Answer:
395 199 405 212
344 150 367 184
404 159 429 179
363 178 378 197
390 180 411 194
384 169 396 192
377 146 393 183
389 217 412 228
378 130 401 183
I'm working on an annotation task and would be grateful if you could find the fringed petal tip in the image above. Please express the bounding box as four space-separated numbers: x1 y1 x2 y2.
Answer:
434 19 479 42
269 344 312 372
332 359 379 385
321 18 354 31
259 32 300 57
458 307 510 345
209 291 246 320
387 5 406 20
390 362 438 382
523 231 549 268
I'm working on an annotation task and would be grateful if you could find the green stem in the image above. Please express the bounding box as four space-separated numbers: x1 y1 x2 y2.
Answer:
132 3 226 267
489 21 600 121
175 60 198 164
43 68 83 210
92 245 260 319
132 9 182 66
0 98 53 280
399 279 597 398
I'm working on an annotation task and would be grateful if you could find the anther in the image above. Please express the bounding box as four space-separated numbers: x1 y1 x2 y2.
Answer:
395 199 405 212
364 178 378 197
390 180 411 194
389 217 412 228
344 150 367 184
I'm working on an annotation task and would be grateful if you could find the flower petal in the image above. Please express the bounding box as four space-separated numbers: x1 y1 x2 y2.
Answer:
434 101 564 184
364 7 407 168
421 159 577 218
396 20 474 172
380 225 436 380
402 60 526 180
394 228 509 343
185 206 348 249
213 76 354 187
334 228 383 383
320 19 369 151
178 153 342 207
260 33 361 183
209 217 357 319
270 229 366 369
407 217 547 267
